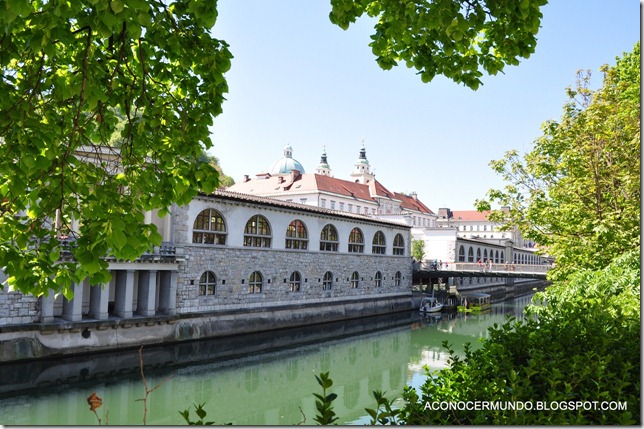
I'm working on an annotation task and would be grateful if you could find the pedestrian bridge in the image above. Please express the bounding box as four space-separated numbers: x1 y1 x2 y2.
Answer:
413 262 551 280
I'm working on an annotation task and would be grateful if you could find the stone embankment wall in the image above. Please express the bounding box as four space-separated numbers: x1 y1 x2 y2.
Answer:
0 293 411 362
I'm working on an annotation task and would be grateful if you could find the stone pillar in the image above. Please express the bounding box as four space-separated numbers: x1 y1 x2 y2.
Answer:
89 281 110 320
40 292 55 323
163 210 172 242
114 270 135 318
137 270 158 317
158 271 177 315
62 281 84 322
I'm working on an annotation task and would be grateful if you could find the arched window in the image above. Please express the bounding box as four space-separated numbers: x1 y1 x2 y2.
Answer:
374 271 382 287
348 228 364 253
501 251 505 263
323 271 333 290
350 271 359 289
394 271 402 287
320 224 339 252
249 271 263 294
244 215 271 247
372 231 386 254
289 271 301 292
483 249 488 260
286 220 308 250
467 247 474 262
495 250 499 263
193 209 227 244
458 245 465 262
199 271 216 295
393 234 405 255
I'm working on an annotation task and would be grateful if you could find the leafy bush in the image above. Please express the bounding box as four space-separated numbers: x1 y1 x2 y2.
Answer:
399 251 640 425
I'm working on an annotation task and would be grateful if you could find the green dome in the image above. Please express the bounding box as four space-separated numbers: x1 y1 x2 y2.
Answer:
271 145 305 175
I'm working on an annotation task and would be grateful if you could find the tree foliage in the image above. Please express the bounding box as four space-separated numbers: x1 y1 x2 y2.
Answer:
0 0 232 297
411 239 425 261
330 0 548 89
400 250 640 425
476 43 640 280
197 150 235 188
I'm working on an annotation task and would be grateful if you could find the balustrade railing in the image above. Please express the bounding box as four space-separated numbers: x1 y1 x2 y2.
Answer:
414 261 552 274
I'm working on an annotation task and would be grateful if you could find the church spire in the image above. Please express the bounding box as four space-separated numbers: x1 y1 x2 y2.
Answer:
316 146 332 176
350 141 374 184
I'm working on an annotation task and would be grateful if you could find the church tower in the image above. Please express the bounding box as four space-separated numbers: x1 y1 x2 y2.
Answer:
316 147 332 176
350 144 374 184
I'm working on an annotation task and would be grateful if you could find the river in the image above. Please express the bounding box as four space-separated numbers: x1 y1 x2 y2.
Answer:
0 293 535 425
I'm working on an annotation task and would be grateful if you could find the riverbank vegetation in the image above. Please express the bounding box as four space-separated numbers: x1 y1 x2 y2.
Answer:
396 43 640 425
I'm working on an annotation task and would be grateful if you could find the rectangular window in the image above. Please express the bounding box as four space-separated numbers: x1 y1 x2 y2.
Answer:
339 202 344 211
330 201 336 210
320 198 326 208
348 204 353 212
356 205 360 213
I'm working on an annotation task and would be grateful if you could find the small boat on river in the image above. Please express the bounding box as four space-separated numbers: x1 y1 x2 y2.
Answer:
457 292 492 313
419 296 443 313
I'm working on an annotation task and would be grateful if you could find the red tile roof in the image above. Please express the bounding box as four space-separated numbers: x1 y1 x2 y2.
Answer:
228 173 434 214
450 210 491 221
395 192 435 214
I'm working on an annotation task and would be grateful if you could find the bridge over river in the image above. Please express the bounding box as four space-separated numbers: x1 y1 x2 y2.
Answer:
413 262 551 281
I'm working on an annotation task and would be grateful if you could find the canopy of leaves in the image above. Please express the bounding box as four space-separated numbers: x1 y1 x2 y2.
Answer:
197 150 235 188
476 43 640 280
400 250 640 425
411 239 425 261
329 0 548 89
0 0 232 297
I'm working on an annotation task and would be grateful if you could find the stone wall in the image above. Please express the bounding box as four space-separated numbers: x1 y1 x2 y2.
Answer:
177 245 412 314
0 290 39 326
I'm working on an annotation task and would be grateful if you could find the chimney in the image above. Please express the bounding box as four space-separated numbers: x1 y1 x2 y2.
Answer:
243 175 250 183
290 169 301 182
410 191 418 201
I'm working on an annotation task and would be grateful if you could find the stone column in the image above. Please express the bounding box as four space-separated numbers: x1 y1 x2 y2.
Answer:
89 281 110 320
40 292 55 323
163 210 172 242
137 270 158 317
62 281 84 322
114 270 135 318
158 270 177 315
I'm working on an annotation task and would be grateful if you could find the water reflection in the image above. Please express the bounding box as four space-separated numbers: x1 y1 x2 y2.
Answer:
0 293 537 425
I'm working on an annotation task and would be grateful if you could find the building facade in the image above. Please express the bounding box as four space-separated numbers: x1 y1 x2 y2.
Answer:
0 190 413 361
229 145 437 229
435 207 537 249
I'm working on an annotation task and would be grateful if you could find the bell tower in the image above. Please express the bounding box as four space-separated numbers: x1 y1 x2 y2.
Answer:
350 143 374 184
316 147 332 176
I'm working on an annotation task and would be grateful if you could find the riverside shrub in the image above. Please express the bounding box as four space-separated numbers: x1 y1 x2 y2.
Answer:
399 251 640 425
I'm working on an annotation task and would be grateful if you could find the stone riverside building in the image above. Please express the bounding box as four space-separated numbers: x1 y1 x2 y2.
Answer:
0 189 413 362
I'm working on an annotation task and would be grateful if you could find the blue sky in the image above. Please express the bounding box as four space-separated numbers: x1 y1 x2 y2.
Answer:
208 0 639 211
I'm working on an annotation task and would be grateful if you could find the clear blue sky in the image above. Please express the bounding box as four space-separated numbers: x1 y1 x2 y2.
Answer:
208 0 639 211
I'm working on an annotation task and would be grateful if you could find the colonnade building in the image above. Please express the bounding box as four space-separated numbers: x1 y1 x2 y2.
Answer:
0 180 413 360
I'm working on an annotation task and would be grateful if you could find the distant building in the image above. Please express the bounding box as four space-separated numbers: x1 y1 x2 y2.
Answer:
228 145 437 229
435 207 537 249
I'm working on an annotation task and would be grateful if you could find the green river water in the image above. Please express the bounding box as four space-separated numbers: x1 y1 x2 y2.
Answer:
0 293 535 425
